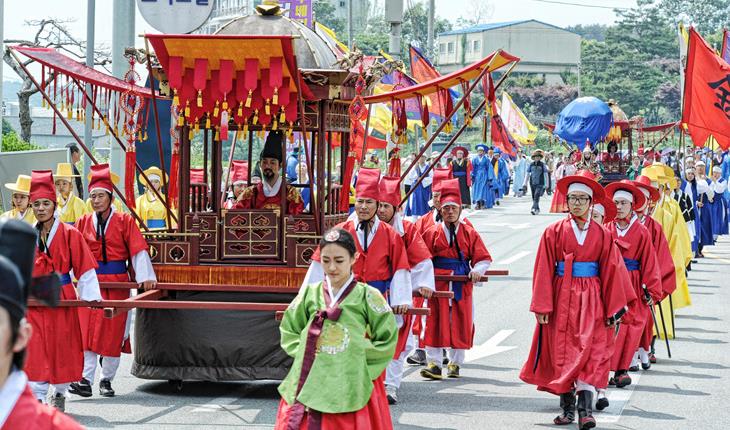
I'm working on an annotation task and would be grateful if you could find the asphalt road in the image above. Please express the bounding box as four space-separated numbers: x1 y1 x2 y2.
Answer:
68 194 730 429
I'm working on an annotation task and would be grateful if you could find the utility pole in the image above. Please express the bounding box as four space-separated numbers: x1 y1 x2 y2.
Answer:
385 0 404 59
426 0 434 57
110 0 135 196
347 0 353 49
83 0 95 191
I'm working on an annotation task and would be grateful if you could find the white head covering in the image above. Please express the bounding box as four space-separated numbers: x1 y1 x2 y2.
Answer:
567 182 593 197
614 190 633 202
593 203 605 216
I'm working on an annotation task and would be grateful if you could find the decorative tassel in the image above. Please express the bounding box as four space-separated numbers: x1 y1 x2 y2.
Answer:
252 109 259 125
189 128 194 140
178 114 184 127
272 120 278 131
222 98 228 111
172 88 179 107
220 110 229 140
214 128 220 141
194 118 200 133
242 123 249 136
205 116 211 129
272 87 278 105
125 148 136 210
279 108 285 123
185 100 191 118
245 89 252 108
197 89 203 107
265 99 270 116
237 102 243 117
213 101 219 117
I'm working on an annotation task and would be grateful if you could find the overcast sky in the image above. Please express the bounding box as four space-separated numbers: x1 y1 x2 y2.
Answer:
2 0 638 80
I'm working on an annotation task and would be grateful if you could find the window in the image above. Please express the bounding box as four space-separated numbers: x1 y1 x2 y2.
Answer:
473 40 481 53
466 41 471 53
339 1 345 6
439 43 446 54
447 42 454 54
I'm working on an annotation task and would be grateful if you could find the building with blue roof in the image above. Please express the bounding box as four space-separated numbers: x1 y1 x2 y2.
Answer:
437 19 580 84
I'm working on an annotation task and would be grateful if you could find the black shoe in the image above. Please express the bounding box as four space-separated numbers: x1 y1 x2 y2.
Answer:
577 390 596 429
596 396 609 411
608 376 616 386
641 361 651 370
553 391 576 425
629 365 640 372
442 350 449 366
531 209 536 215
99 379 115 397
614 372 632 388
420 363 443 380
406 349 426 366
447 363 460 378
69 378 93 398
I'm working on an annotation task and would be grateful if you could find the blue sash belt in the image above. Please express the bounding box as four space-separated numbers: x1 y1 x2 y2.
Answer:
65 222 75 226
59 273 72 285
623 258 640 271
147 219 166 229
96 260 127 275
368 279 392 295
452 171 466 177
433 256 471 301
555 261 599 277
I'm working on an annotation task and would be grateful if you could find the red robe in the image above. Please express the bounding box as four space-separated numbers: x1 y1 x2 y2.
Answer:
638 214 676 351
233 182 304 215
26 221 98 384
2 386 83 430
420 221 492 349
76 211 150 356
519 217 630 395
605 218 663 371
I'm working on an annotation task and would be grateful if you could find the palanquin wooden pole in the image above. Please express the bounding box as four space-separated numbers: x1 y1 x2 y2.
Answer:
8 49 151 231
396 51 503 186
295 73 322 235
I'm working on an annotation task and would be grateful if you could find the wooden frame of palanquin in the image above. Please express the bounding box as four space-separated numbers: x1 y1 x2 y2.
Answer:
12 39 510 319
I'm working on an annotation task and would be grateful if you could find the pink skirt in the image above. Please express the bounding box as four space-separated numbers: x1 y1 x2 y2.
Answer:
274 375 393 430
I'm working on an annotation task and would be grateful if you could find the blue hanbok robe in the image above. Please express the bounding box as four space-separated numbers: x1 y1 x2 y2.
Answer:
709 178 728 237
406 164 432 217
471 155 495 207
498 157 510 197
696 179 715 247
512 157 527 196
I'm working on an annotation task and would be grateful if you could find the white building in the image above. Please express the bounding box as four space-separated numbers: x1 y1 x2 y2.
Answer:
437 20 581 84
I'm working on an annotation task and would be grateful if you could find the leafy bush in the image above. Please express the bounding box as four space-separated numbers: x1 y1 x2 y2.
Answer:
1 131 41 152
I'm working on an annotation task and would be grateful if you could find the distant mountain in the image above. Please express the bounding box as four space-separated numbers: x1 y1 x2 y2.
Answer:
3 80 44 108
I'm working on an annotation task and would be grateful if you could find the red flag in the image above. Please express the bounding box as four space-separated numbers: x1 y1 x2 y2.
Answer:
682 27 730 150
485 74 517 156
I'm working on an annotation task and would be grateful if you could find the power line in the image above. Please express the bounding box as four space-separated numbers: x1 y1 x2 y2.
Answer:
527 0 632 10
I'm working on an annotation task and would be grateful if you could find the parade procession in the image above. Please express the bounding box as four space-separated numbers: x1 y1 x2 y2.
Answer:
1 0 730 429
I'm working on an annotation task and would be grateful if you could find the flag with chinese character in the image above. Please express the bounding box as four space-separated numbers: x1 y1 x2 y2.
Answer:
722 29 730 63
682 27 730 150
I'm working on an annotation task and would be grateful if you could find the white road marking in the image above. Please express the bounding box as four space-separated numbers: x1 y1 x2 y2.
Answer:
481 222 532 230
595 371 642 423
465 329 516 363
495 250 532 266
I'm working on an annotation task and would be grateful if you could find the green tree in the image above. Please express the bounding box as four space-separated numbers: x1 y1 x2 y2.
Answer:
2 119 13 136
401 2 452 59
1 131 40 152
313 1 346 36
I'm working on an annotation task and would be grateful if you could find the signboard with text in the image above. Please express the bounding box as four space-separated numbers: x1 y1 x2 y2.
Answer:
279 0 312 28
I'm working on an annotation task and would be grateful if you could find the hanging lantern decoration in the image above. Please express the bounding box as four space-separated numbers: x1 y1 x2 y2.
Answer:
120 58 144 209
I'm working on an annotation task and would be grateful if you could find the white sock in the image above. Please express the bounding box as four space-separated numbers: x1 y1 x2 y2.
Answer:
638 348 650 364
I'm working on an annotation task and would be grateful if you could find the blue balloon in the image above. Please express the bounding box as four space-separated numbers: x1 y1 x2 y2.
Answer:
554 97 613 151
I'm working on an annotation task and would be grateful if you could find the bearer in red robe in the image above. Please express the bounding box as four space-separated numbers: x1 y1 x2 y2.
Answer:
632 175 675 369
26 170 102 412
604 180 662 389
0 219 83 429
68 164 157 399
419 178 492 380
233 131 304 214
376 175 434 404
519 170 631 429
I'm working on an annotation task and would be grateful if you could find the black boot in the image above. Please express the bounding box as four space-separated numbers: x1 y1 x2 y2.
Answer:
577 390 596 429
553 391 575 425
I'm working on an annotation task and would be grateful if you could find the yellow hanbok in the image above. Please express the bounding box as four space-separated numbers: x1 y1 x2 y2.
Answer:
0 208 36 224
57 193 88 225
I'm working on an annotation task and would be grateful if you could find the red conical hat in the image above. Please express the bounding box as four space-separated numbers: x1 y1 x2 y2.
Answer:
30 170 56 203
556 169 604 201
355 167 381 200
451 146 469 157
440 178 462 207
633 175 660 202
605 179 646 211
432 167 453 193
88 164 114 194
378 175 401 208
